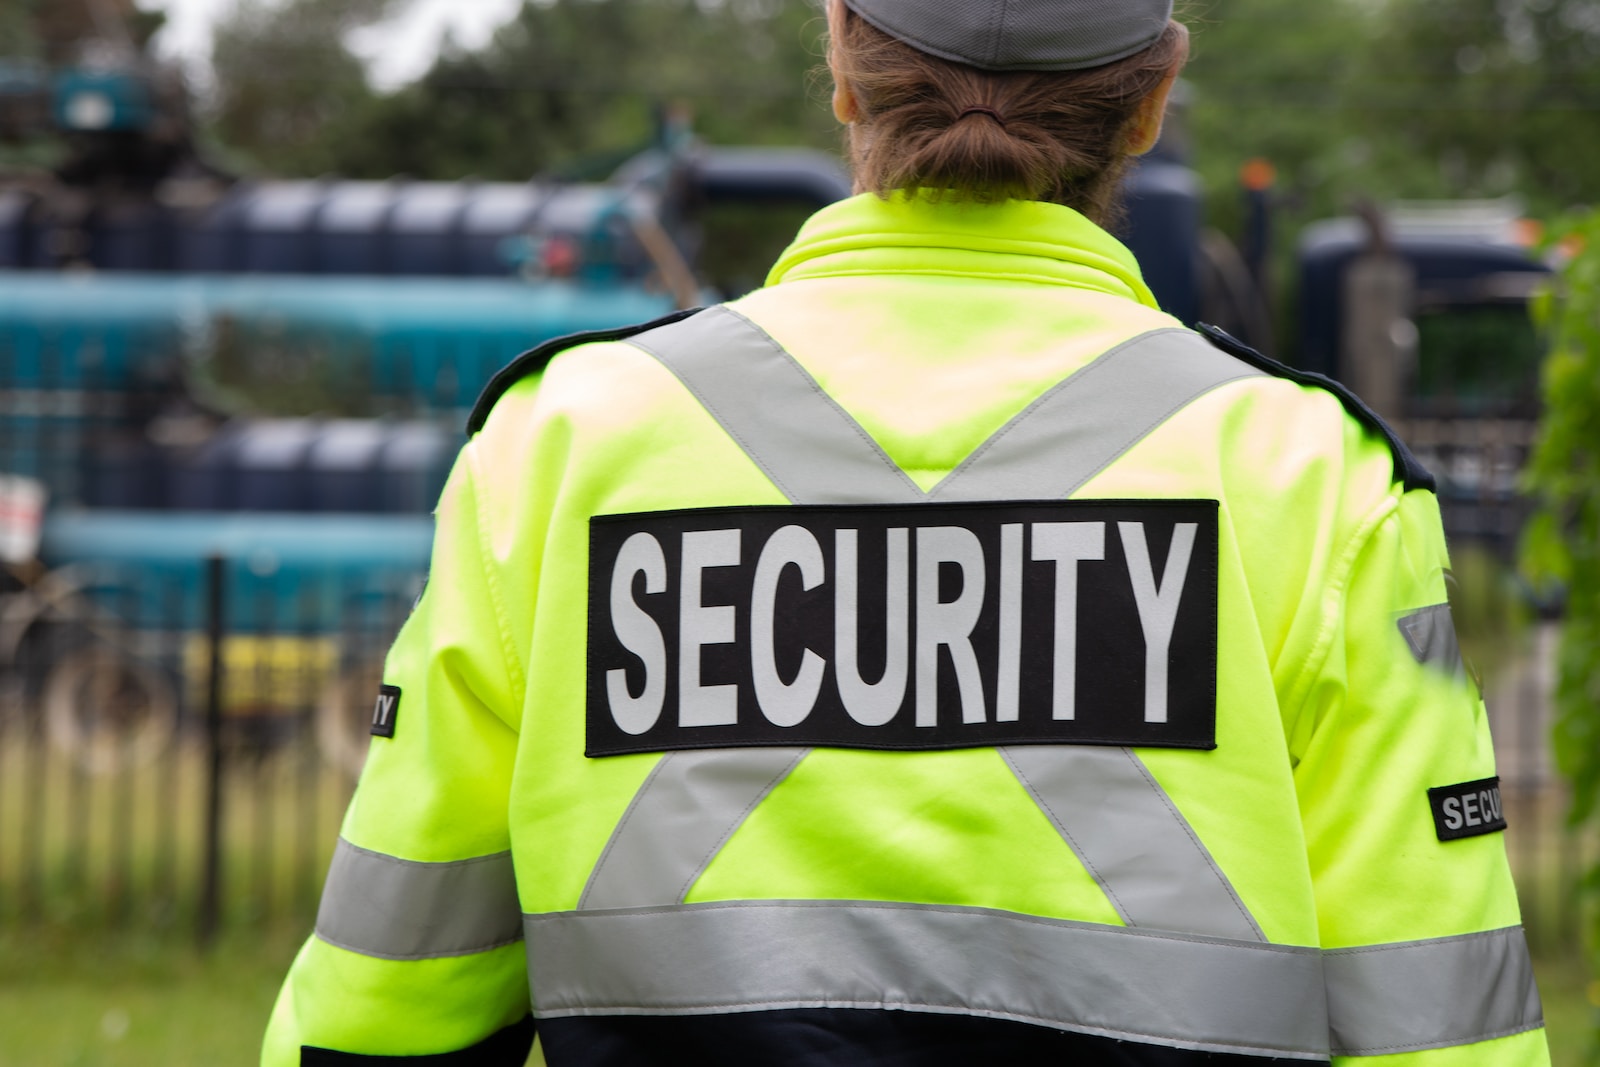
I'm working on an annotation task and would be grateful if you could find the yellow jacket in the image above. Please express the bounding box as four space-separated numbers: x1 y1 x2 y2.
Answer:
265 193 1546 1066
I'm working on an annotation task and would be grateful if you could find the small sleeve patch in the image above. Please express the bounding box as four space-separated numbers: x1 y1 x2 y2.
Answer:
370 684 401 738
1428 777 1506 841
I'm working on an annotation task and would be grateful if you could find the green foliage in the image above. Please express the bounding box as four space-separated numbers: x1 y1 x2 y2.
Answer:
201 0 1600 230
208 0 834 182
208 0 395 176
1182 0 1600 323
0 0 43 61
1449 544 1533 686
1521 210 1600 829
1355 0 1600 214
1183 0 1380 231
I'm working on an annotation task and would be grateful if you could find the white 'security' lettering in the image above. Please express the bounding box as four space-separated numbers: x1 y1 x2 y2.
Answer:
606 532 669 735
751 525 827 726
1442 796 1463 831
1120 521 1197 725
679 529 742 727
604 520 1198 735
1030 522 1105 722
834 527 909 727
915 526 987 727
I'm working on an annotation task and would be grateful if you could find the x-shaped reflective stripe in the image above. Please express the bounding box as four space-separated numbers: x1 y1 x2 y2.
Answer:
580 306 1265 942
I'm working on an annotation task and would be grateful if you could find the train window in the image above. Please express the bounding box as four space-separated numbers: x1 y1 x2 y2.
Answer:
693 199 819 299
1410 301 1543 419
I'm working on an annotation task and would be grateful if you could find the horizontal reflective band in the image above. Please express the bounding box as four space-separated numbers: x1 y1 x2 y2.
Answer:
525 900 1329 1060
316 838 523 960
1325 925 1542 1055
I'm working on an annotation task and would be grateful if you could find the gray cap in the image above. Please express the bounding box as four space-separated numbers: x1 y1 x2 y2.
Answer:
841 0 1173 71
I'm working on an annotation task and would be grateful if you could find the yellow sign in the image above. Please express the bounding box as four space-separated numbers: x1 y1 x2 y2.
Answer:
182 634 341 716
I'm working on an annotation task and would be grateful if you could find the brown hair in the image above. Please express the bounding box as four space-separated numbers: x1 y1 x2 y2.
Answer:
831 9 1188 223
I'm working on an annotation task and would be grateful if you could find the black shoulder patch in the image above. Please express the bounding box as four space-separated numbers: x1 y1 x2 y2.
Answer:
1196 323 1436 494
466 307 707 434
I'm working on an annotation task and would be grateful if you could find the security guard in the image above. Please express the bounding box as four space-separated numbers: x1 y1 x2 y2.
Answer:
264 0 1549 1063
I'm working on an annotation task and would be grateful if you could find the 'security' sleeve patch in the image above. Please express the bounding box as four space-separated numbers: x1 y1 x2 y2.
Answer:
370 684 401 738
586 499 1219 757
1428 777 1506 841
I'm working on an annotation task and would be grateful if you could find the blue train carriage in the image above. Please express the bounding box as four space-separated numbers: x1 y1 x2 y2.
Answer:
0 142 1224 777
0 147 856 776
0 271 682 509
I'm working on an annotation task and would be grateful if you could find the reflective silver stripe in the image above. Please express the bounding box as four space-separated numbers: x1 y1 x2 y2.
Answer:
1397 603 1467 681
1001 746 1263 941
524 900 1329 1060
579 747 809 910
1326 926 1543 1055
627 306 922 507
612 309 1267 938
930 328 1264 503
315 837 522 960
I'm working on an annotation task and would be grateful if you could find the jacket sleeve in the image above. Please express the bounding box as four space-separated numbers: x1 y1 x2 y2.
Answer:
1288 484 1549 1065
262 443 535 1065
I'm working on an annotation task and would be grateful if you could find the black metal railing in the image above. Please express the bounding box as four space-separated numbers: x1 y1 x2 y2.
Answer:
0 549 1582 946
0 552 415 938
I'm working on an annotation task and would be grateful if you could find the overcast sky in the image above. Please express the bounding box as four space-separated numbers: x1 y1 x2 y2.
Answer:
135 0 524 90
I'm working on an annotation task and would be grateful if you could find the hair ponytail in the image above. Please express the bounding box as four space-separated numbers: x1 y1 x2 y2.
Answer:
832 11 1188 223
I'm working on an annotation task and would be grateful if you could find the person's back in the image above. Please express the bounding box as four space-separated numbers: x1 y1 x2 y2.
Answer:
264 3 1549 1065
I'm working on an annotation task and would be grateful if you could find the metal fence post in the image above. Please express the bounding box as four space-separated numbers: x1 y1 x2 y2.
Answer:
199 553 226 947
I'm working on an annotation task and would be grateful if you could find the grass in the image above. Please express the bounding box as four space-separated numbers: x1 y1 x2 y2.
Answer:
0 927 304 1067
0 927 550 1067
1538 951 1598 1067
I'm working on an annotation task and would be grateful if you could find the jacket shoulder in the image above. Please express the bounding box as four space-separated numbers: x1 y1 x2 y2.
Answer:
466 307 706 434
1196 323 1436 494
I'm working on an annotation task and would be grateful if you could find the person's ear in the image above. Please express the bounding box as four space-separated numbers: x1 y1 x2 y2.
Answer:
833 77 860 125
826 0 860 124
1123 26 1189 155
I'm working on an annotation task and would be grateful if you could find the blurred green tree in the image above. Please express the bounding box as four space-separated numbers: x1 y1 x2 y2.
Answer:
209 0 833 181
1522 212 1600 830
1181 0 1600 247
208 0 393 175
1354 0 1600 213
0 0 44 61
206 0 1600 211
1182 0 1377 230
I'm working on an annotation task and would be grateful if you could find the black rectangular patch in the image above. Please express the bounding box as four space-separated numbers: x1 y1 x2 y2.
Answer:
586 500 1218 757
370 684 401 738
1428 777 1507 841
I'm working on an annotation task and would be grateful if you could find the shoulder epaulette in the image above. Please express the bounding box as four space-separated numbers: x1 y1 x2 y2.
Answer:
466 307 707 434
1196 322 1436 494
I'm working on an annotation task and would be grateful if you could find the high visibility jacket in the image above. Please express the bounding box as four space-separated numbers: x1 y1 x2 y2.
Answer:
264 192 1548 1066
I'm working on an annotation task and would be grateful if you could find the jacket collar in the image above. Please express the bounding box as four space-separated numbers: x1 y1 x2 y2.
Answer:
765 192 1159 308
